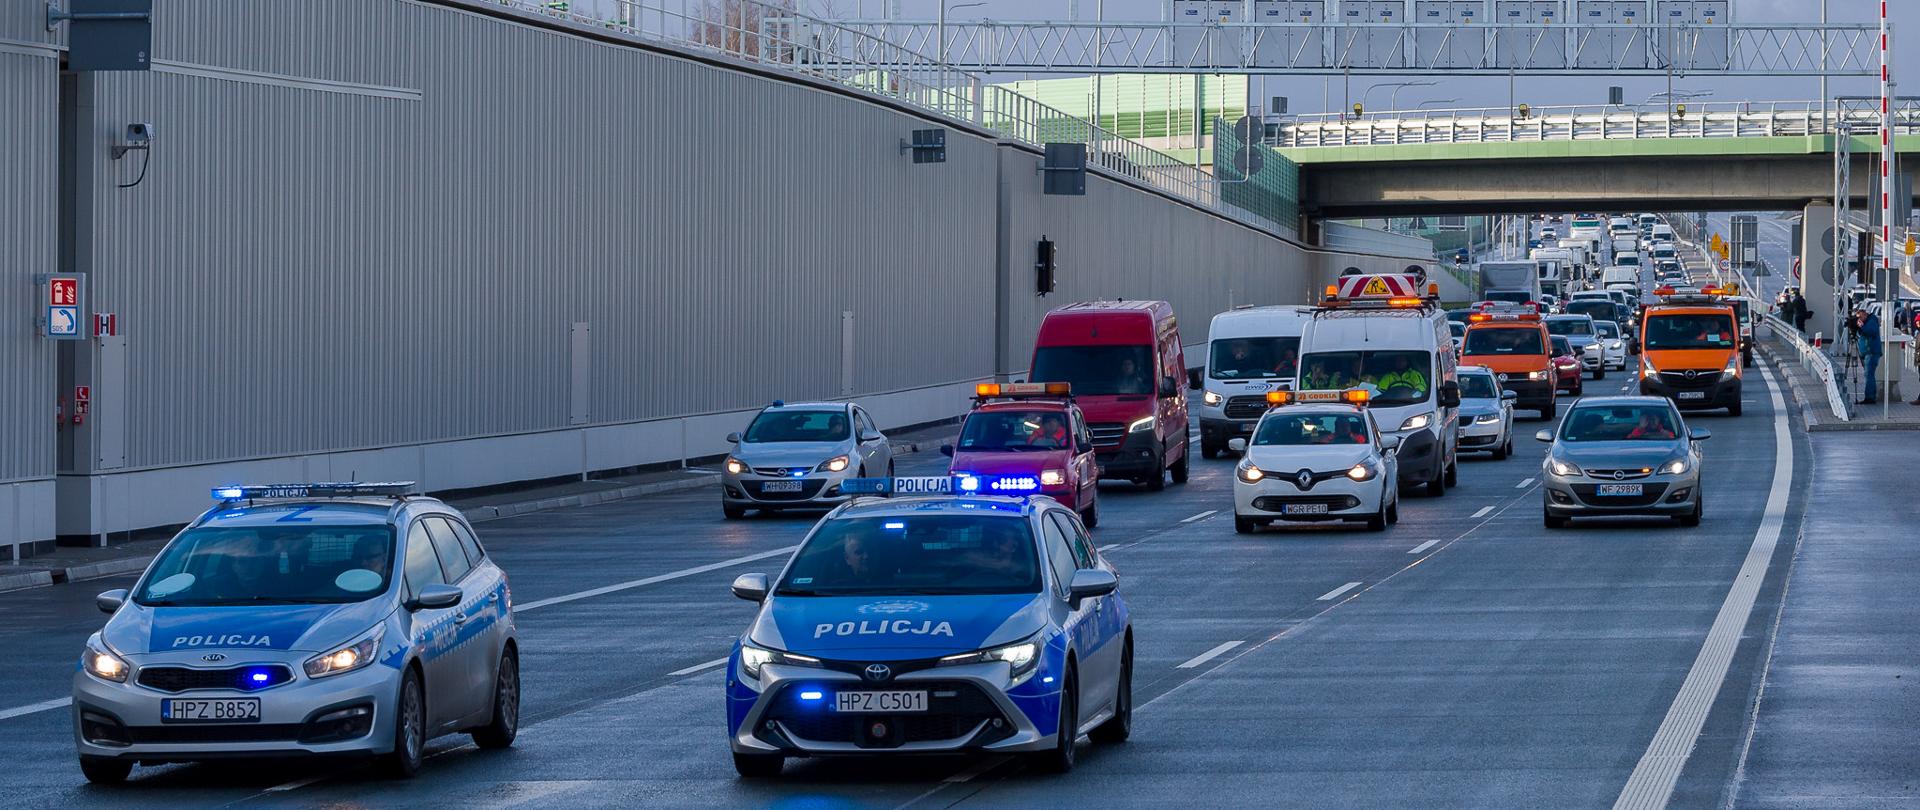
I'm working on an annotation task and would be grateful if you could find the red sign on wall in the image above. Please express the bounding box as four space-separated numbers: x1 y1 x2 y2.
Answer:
74 386 90 402
49 278 78 306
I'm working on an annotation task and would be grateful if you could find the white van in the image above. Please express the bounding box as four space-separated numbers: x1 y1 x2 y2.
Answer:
1615 251 1641 268
1600 265 1641 291
1296 277 1461 496
1196 305 1311 458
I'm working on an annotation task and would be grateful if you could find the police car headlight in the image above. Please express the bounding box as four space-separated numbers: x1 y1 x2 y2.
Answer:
1398 413 1431 432
725 457 749 475
303 625 385 679
1127 416 1155 433
737 643 820 680
1527 370 1549 381
1202 391 1222 406
1236 463 1265 484
1660 457 1690 475
1039 469 1066 486
817 455 850 473
1345 462 1376 482
938 639 1039 678
1549 458 1583 477
1474 413 1503 425
82 641 128 683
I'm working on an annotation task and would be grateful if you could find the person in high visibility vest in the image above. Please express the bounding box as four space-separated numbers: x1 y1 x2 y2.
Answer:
1374 354 1428 397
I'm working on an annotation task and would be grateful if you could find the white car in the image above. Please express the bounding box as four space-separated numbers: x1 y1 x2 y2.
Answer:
1228 391 1401 533
1592 320 1631 371
1455 366 1516 459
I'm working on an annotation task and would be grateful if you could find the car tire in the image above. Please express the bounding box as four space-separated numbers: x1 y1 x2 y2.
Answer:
1386 497 1400 525
78 756 131 785
379 667 426 779
1089 640 1132 744
1540 402 1556 421
1145 458 1167 492
1491 435 1509 460
470 649 519 750
733 752 785 778
1591 368 1605 380
1679 495 1703 527
1030 665 1079 774
1544 510 1568 529
1728 400 1743 417
1445 456 1458 487
1366 508 1387 532
1201 441 1222 460
1081 499 1099 530
1169 449 1190 485
722 504 747 520
1424 466 1445 497
1234 515 1256 534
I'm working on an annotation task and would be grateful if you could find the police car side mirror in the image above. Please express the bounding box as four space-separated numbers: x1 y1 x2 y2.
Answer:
731 572 770 602
1688 428 1712 441
1226 438 1248 453
940 444 955 457
725 432 743 444
1534 430 1555 443
95 588 128 614
1067 569 1118 606
410 583 462 611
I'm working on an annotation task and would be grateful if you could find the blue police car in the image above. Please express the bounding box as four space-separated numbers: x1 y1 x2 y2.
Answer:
73 483 518 783
725 477 1132 776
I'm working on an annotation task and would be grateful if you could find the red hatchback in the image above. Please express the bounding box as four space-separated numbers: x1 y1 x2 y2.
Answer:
1549 336 1584 396
942 383 1102 527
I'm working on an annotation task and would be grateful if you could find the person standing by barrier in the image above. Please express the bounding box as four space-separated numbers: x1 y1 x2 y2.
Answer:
1855 308 1882 405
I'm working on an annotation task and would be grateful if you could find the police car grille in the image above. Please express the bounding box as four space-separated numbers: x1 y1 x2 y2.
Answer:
750 480 827 501
1088 423 1127 448
1570 482 1671 507
1222 396 1267 420
127 724 303 744
765 681 1006 747
137 665 294 693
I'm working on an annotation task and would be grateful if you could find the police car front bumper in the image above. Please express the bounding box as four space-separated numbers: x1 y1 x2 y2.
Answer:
1233 473 1383 522
72 649 402 762
723 469 858 509
728 659 1061 756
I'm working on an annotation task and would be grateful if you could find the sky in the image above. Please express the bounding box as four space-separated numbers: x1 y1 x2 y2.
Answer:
805 0 1919 114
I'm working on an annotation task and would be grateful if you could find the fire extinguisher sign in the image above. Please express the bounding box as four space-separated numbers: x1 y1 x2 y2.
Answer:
38 274 85 341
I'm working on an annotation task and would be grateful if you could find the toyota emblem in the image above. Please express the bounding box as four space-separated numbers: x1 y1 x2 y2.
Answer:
863 663 892 682
1613 470 1627 480
201 653 226 662
1295 469 1315 490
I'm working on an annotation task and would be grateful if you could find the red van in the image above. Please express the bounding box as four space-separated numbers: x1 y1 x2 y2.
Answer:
1028 301 1191 490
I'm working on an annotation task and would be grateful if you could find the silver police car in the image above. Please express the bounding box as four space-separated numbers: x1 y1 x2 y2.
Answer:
74 483 518 783
722 401 894 519
1537 398 1710 528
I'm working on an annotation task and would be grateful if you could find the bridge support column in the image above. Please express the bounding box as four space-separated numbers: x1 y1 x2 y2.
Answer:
1798 202 1839 343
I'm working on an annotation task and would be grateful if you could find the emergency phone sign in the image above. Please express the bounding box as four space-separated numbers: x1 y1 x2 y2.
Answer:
41 275 83 340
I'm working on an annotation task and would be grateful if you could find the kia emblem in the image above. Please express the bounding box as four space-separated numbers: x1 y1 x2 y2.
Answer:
201 653 226 662
864 663 891 682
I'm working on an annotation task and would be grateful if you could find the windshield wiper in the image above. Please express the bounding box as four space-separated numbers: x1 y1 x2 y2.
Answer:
774 587 818 596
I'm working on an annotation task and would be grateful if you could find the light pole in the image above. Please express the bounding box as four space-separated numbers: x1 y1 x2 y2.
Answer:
1417 98 1461 110
1360 81 1437 115
938 1 984 63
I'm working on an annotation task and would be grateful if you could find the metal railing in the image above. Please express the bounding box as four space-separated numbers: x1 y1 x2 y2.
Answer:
1269 99 1920 148
1762 312 1849 422
492 0 1306 236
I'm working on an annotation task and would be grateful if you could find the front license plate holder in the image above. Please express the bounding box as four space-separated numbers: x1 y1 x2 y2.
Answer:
760 480 804 492
1677 391 1707 400
161 698 261 723
1596 484 1643 497
833 691 927 713
1283 503 1329 515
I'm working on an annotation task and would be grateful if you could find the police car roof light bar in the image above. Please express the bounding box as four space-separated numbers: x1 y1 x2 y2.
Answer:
211 482 418 502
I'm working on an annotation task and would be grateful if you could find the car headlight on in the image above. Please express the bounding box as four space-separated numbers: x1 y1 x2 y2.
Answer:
1399 413 1431 432
939 638 1040 679
1039 469 1066 486
1549 458 1583 477
737 643 821 680
1345 462 1376 482
1660 457 1690 475
1723 356 1739 375
725 456 749 475
1608 341 1624 350
1474 413 1503 425
1202 391 1223 406
304 625 385 679
816 455 850 473
1642 357 1657 378
1236 463 1265 484
1127 416 1156 433
1527 370 1548 381
82 641 128 683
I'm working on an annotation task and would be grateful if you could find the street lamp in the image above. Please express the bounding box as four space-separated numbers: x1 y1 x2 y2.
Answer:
1417 98 1461 110
938 1 985 63
1361 81 1439 115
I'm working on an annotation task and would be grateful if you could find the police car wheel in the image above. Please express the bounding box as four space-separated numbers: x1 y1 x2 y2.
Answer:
733 752 785 778
471 649 519 750
1089 639 1132 744
722 504 748 520
78 755 131 784
1030 665 1079 774
380 668 426 778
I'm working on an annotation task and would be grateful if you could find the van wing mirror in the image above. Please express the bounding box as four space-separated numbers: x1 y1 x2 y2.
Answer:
1160 376 1179 398
1438 381 1461 408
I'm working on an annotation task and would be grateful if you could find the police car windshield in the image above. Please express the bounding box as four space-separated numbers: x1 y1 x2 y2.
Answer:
744 409 850 443
1465 327 1545 356
958 411 1072 451
1545 318 1593 336
1030 346 1154 396
1644 313 1735 350
134 526 395 607
1254 413 1371 446
1560 405 1683 442
1459 374 1500 399
777 516 1041 596
1295 351 1431 407
1209 337 1299 380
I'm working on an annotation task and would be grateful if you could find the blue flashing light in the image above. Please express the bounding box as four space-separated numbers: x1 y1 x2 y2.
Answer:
211 486 245 500
958 475 981 492
883 522 905 530
799 690 824 701
988 476 1040 493
791 469 805 478
243 667 275 688
1043 676 1055 684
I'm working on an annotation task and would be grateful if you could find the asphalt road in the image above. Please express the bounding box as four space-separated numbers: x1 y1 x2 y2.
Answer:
0 361 1822 809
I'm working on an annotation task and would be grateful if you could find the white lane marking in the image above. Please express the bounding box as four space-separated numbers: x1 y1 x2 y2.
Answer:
265 777 326 793
668 657 729 677
1614 358 1795 810
1097 544 1117 552
1516 477 1536 488
1316 581 1364 601
0 697 70 722
1176 641 1244 669
512 545 799 612
1471 505 1495 519
943 756 1007 783
1407 537 1445 555
1179 510 1218 524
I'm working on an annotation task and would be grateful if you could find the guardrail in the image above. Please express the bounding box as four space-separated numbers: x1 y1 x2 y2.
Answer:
1269 99 1920 148
1761 313 1849 422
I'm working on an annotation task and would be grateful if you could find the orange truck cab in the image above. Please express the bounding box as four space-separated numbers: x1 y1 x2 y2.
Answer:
1460 306 1558 419
1029 301 1191 490
1638 289 1743 416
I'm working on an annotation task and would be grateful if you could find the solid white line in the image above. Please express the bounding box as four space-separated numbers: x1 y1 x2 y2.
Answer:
1316 581 1364 601
1179 510 1218 524
512 546 799 613
1471 505 1495 518
1516 477 1536 488
1176 641 1243 669
1614 359 1795 810
668 657 730 677
1406 538 1444 555
265 776 326 793
0 697 69 722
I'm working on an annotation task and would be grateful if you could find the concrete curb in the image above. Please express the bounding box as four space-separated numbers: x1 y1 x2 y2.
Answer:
62 556 156 584
1761 343 1920 431
0 570 56 594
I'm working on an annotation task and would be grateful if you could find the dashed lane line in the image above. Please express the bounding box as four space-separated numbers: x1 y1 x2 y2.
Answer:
1407 538 1445 555
1471 506 1495 519
667 657 729 677
1179 510 1218 524
1316 582 1364 601
1516 477 1536 488
511 545 800 613
1176 641 1244 669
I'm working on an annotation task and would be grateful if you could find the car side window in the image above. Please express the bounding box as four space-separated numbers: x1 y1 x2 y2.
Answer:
447 519 485 565
403 522 446 602
1051 512 1095 569
423 517 473 583
859 409 879 437
1072 412 1094 450
1040 517 1076 598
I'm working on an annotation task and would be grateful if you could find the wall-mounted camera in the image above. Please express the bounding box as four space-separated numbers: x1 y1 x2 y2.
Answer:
111 122 153 159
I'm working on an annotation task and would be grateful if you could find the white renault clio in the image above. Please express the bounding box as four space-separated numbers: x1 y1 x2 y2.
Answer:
1230 390 1402 533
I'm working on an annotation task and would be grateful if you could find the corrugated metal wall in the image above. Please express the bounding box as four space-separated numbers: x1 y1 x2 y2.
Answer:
0 44 59 484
